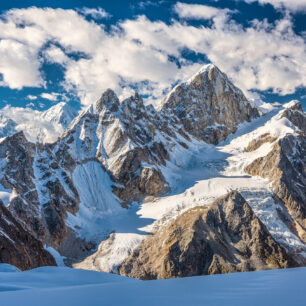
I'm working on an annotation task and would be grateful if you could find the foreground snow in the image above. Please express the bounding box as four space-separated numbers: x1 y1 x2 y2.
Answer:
0 265 304 306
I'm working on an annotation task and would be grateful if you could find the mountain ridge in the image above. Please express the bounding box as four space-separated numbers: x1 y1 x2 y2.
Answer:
0 64 304 275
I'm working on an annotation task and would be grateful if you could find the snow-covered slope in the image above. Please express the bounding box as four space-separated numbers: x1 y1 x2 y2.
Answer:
41 102 79 128
0 265 305 306
0 102 78 143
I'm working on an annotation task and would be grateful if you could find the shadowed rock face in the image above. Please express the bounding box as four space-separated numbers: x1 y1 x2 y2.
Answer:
0 132 46 240
246 103 306 243
160 65 259 144
0 200 56 270
119 191 296 279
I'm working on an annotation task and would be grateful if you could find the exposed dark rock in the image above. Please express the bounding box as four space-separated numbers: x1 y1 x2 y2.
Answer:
119 191 297 279
246 133 306 242
0 200 56 270
246 102 306 242
246 133 278 152
160 65 259 144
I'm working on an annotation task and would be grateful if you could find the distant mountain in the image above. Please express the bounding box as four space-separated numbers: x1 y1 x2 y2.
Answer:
0 64 304 276
0 102 78 143
0 114 17 139
41 102 79 128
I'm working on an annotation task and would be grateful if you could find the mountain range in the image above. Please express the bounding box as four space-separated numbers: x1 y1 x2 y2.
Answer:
0 64 305 278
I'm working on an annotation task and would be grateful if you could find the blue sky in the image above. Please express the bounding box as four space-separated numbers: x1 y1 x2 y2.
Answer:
0 0 305 111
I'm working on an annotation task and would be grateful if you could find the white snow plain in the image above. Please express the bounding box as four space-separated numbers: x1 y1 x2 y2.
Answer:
0 264 304 306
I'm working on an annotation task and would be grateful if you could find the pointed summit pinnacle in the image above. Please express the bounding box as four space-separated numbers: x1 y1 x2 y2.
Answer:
95 89 120 112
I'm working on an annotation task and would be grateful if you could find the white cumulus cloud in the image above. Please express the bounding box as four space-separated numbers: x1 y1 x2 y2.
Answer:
0 39 44 89
77 7 111 19
0 5 305 107
40 92 59 101
174 2 232 19
26 95 37 100
243 0 306 12
44 45 69 64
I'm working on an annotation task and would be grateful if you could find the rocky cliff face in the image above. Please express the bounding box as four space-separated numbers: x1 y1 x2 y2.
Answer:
119 191 296 279
0 200 56 270
159 65 259 144
0 131 91 263
0 132 45 239
56 90 171 205
246 102 306 243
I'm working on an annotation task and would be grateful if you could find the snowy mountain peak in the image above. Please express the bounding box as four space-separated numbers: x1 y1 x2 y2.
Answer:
121 92 147 115
186 63 219 83
95 89 120 113
283 100 303 111
0 103 78 143
0 114 17 139
41 102 78 128
159 64 259 144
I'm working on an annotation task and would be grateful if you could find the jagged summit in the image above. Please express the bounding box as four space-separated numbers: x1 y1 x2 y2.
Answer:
159 64 259 144
95 89 120 113
185 63 219 84
92 64 259 145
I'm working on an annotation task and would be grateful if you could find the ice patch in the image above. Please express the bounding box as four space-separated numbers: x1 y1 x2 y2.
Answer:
44 246 66 266
67 161 123 242
94 233 144 273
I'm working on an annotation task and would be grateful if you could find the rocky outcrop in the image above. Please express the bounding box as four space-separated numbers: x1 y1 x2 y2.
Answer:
0 131 91 264
246 133 306 241
57 90 170 205
119 191 296 279
280 101 306 132
0 200 56 270
246 133 278 152
246 102 306 242
159 65 259 144
0 132 45 240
